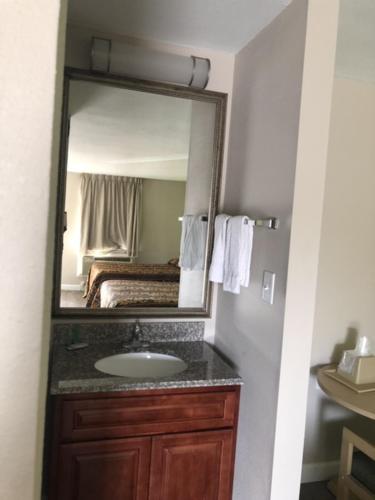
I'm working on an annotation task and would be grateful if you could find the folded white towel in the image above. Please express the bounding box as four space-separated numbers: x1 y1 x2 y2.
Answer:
179 215 208 271
223 216 254 294
209 214 230 283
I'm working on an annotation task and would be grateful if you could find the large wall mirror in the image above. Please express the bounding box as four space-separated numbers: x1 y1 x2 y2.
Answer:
53 68 226 317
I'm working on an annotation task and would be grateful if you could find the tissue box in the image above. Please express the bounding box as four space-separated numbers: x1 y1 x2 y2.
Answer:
338 356 375 384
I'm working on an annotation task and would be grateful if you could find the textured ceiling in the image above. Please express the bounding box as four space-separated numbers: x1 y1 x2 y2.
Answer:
67 0 290 53
67 80 193 181
336 0 375 82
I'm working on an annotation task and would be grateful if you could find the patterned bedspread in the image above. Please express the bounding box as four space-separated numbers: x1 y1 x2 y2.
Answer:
84 261 180 308
100 280 179 308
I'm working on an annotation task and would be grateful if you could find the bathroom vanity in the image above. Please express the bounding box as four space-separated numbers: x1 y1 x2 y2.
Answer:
47 327 241 500
49 386 239 500
48 62 239 499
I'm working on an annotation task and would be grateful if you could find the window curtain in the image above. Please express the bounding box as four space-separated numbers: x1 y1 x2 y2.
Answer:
80 174 142 258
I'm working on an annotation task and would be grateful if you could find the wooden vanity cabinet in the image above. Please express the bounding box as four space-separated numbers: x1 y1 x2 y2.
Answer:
48 385 240 500
56 437 151 500
149 430 234 500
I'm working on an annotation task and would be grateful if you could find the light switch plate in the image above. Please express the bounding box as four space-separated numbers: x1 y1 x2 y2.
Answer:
262 271 275 305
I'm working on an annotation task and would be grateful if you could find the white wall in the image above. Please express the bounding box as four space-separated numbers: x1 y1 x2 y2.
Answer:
302 78 375 475
270 0 339 494
0 4 340 500
0 1 66 499
214 1 339 498
214 2 309 498
63 24 235 339
179 100 216 308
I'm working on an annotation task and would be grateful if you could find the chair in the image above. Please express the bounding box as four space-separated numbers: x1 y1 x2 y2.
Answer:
337 427 375 500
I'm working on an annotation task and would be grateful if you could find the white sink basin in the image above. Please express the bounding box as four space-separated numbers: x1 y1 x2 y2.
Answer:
94 352 188 378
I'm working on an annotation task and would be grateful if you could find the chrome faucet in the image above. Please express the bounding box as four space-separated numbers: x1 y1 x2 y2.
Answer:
133 319 142 344
123 319 149 350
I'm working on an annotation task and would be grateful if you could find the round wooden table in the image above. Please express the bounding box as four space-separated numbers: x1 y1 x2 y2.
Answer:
318 366 375 498
318 365 375 420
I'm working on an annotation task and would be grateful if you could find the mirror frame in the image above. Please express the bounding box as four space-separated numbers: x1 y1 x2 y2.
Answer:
52 67 227 318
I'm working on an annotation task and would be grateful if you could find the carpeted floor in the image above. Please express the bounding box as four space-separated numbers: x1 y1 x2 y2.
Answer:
299 481 335 500
60 290 86 308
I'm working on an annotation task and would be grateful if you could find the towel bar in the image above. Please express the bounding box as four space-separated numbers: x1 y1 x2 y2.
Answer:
178 216 279 230
254 217 279 229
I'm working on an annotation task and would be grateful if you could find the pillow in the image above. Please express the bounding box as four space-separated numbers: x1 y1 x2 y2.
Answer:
168 257 179 267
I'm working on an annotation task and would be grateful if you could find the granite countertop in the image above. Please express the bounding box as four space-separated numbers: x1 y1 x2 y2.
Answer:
50 341 242 395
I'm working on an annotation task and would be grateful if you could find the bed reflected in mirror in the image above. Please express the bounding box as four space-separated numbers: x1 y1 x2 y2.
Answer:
54 69 226 317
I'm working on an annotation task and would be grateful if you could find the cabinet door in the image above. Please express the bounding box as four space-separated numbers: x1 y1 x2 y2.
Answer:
149 430 234 500
55 437 151 500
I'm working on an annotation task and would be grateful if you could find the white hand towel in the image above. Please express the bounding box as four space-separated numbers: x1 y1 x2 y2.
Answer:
209 214 230 283
223 216 254 294
179 215 208 271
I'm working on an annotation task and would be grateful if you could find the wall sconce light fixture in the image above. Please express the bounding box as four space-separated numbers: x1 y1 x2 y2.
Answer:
91 37 211 89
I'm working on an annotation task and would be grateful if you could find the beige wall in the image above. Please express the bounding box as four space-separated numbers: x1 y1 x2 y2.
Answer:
61 172 81 286
214 2 309 498
0 1 66 499
303 78 375 474
138 179 185 264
